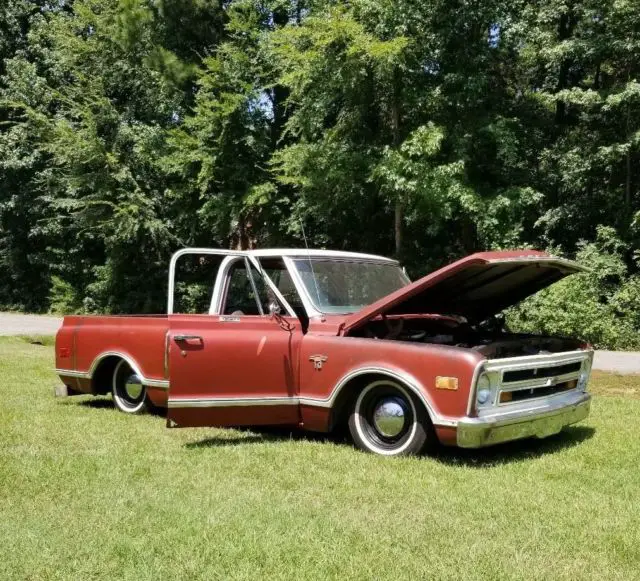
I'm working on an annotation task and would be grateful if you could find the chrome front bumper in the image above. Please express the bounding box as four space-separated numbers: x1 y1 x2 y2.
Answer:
456 391 591 448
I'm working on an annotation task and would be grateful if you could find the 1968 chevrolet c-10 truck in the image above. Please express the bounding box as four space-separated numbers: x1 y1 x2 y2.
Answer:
55 248 593 456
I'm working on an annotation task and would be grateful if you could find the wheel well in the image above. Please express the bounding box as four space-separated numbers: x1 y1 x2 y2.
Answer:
328 373 430 433
91 356 122 395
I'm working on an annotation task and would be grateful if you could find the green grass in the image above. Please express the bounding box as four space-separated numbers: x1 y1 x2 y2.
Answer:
1 336 639 581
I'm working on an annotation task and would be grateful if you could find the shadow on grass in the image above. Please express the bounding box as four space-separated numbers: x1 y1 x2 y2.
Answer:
185 426 340 449
71 397 595 465
432 425 596 467
76 398 114 410
73 397 167 417
184 425 595 464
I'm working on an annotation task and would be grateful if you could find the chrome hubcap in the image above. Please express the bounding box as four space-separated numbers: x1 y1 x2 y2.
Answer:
372 397 406 438
124 374 143 400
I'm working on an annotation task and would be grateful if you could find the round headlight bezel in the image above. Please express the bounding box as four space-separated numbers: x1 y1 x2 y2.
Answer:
475 373 494 408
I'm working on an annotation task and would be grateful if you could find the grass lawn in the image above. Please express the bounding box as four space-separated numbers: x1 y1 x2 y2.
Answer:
1 336 639 580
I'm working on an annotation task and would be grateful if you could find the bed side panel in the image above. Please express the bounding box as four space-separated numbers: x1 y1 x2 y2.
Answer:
72 316 169 381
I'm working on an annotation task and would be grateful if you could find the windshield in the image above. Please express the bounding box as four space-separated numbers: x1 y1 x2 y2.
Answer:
292 259 410 314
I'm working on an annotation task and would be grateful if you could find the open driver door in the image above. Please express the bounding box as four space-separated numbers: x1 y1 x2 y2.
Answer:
165 249 302 429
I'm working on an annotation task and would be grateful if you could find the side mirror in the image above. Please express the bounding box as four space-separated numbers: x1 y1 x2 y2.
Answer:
268 299 281 318
268 295 295 332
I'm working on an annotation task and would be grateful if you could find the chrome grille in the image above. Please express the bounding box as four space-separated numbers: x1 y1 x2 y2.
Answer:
502 361 582 384
495 355 589 406
506 379 576 403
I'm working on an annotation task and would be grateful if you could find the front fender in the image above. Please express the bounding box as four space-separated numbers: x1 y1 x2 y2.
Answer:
298 334 483 430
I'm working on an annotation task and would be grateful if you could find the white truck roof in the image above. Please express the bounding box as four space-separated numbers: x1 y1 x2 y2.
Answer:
246 248 398 263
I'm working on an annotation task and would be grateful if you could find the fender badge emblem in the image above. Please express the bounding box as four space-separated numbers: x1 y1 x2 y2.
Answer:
309 355 328 370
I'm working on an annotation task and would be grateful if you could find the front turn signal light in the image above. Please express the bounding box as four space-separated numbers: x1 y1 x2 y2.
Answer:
436 376 459 391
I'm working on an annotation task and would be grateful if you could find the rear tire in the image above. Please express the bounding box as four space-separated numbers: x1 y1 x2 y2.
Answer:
348 379 429 456
112 360 149 414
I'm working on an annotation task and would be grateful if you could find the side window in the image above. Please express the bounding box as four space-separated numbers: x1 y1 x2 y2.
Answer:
257 258 306 318
223 260 262 315
172 254 225 314
249 262 283 314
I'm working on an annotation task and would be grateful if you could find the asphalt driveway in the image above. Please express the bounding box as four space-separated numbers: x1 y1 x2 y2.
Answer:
592 350 640 375
0 313 63 336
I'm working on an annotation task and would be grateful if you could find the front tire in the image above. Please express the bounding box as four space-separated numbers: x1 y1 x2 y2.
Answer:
112 360 148 414
348 380 429 456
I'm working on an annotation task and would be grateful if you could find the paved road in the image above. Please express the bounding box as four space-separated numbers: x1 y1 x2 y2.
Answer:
1 312 639 374
0 313 63 336
592 350 640 375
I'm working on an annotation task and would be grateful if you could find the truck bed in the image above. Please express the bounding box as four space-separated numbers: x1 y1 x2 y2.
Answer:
55 315 170 405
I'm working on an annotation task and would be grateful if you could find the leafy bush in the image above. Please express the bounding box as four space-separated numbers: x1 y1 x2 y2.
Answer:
173 282 212 314
48 276 83 315
507 227 640 350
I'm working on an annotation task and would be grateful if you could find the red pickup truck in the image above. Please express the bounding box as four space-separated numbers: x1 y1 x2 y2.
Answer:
55 248 593 456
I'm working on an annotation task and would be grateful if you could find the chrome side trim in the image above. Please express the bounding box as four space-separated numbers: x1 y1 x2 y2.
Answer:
166 366 456 425
153 367 455 427
87 351 141 377
168 396 298 408
56 350 170 391
55 368 90 379
300 366 458 428
144 379 171 390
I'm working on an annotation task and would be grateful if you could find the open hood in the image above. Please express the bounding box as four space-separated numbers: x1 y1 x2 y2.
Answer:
340 251 586 335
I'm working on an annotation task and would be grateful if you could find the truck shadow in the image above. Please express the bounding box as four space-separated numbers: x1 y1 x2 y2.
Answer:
74 398 114 410
185 425 595 464
431 425 596 467
185 426 338 449
72 399 595 465
74 397 167 417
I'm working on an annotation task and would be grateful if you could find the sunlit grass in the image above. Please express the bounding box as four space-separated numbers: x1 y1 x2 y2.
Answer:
589 370 640 399
1 336 639 580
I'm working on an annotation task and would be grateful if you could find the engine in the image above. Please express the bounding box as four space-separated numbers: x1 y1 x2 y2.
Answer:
352 314 582 359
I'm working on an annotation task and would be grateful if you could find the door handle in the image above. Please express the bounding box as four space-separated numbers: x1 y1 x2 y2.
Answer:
174 334 203 342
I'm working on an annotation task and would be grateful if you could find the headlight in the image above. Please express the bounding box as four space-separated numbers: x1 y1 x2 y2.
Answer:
476 373 494 407
477 389 491 404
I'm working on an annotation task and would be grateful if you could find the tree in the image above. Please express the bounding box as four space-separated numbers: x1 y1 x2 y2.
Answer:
0 0 639 348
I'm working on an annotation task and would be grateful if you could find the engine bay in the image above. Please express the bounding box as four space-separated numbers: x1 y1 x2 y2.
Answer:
351 314 583 359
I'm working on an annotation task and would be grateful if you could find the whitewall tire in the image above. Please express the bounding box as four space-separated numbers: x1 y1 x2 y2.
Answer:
348 380 429 456
112 359 148 414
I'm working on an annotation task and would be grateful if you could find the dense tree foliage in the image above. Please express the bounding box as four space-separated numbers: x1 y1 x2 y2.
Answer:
0 0 639 347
